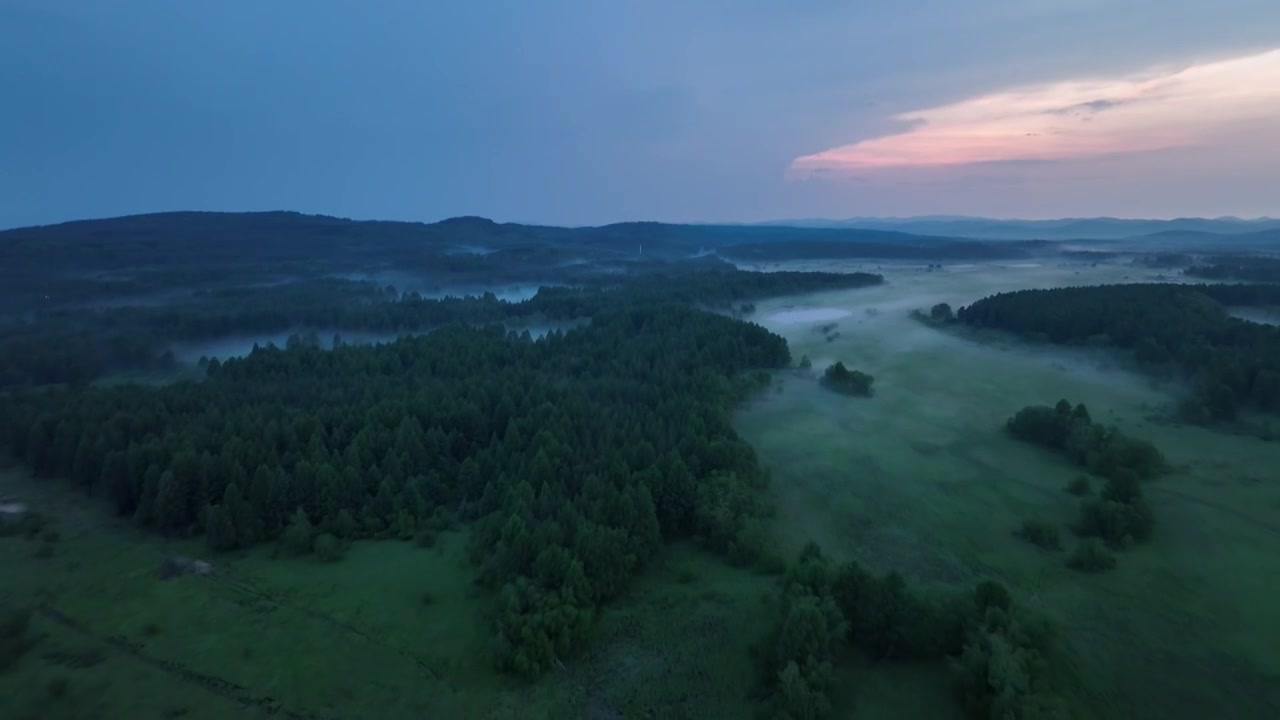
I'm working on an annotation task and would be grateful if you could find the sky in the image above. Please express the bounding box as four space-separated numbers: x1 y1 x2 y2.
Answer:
2 0 1279 228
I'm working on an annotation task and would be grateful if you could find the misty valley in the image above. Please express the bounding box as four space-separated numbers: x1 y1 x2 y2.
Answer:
3 212 1280 720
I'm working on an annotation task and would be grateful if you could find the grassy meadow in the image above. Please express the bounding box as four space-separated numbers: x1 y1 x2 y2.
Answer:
3 259 1279 719
736 260 1280 718
1 462 781 719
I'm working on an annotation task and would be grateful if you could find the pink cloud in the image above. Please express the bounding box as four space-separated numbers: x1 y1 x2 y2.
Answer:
789 47 1280 177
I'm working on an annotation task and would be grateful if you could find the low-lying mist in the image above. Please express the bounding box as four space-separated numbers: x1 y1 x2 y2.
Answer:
732 257 1280 718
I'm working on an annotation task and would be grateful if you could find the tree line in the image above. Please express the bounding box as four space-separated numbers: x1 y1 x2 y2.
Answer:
957 283 1280 421
1184 255 1280 283
0 266 882 389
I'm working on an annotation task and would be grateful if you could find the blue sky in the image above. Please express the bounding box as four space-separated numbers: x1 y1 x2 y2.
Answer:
3 0 1278 228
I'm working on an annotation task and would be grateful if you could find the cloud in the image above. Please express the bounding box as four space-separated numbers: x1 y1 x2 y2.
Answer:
788 47 1280 177
1046 98 1127 116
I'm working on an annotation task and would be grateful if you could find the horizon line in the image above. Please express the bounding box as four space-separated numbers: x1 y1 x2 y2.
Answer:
3 208 1279 234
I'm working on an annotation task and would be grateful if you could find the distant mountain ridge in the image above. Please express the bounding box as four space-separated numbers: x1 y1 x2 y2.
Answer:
0 210 1053 315
757 216 1280 240
0 210 992 259
4 212 1278 275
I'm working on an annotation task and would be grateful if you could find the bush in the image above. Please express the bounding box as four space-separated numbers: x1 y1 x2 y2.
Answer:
974 580 1012 615
1065 476 1092 496
332 509 360 540
47 675 70 699
314 533 345 562
204 503 237 552
0 605 33 672
1015 520 1061 551
414 526 437 548
774 659 833 720
21 512 49 539
1007 400 1166 481
281 508 314 555
821 361 874 397
1066 540 1116 573
798 355 812 370
1074 496 1154 549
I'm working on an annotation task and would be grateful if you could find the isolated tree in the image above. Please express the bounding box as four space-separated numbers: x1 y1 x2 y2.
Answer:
205 503 236 551
282 507 314 555
821 362 874 396
155 470 191 532
774 660 832 720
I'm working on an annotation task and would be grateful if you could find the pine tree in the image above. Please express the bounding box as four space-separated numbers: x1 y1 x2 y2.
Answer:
205 503 237 551
155 470 193 531
282 507 314 555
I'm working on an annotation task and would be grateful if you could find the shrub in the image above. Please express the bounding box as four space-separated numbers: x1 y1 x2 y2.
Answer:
332 509 360 540
798 355 812 369
0 605 33 672
22 512 49 539
1066 540 1116 573
281 508 314 555
47 675 70 699
393 509 416 541
974 580 1013 615
314 533 345 562
1065 476 1092 496
414 526 437 548
1074 497 1154 548
1015 520 1061 551
821 361 874 397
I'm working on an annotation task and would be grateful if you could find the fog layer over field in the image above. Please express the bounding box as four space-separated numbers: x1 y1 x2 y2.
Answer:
171 322 576 364
735 260 1280 718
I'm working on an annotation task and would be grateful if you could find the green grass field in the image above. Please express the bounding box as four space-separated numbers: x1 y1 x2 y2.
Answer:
1 463 782 719
5 260 1279 719
735 261 1280 719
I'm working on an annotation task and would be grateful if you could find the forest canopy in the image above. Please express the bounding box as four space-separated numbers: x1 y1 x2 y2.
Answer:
1 303 799 675
0 266 881 390
958 283 1280 421
1184 255 1280 283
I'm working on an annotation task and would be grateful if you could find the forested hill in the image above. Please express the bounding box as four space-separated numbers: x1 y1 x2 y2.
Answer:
0 211 1034 303
0 210 995 259
957 283 1280 420
0 266 881 389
